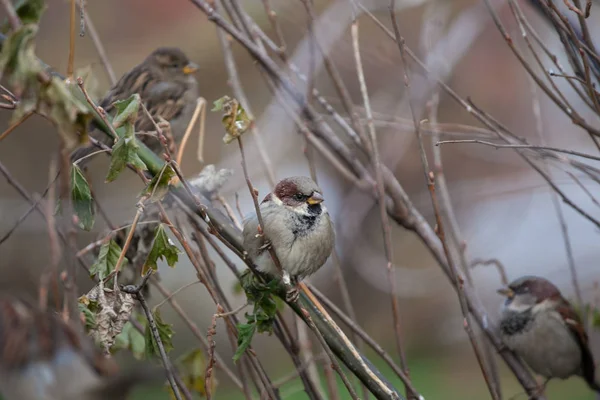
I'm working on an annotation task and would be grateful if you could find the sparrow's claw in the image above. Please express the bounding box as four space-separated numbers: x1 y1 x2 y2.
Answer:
258 241 272 251
285 287 300 303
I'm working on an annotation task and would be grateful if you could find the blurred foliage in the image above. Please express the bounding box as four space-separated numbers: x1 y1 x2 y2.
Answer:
167 348 208 399
572 301 600 329
113 313 147 360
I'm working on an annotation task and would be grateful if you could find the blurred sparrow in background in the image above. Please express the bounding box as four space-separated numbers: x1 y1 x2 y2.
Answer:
242 176 335 298
0 294 159 400
71 47 199 162
498 276 600 393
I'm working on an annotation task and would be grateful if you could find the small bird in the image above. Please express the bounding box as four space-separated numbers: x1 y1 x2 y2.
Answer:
498 276 600 393
0 294 158 400
242 176 335 290
71 47 199 162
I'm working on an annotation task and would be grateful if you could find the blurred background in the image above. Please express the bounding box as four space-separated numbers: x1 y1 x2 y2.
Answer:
0 0 599 398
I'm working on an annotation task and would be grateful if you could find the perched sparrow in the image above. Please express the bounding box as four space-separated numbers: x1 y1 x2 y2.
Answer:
242 176 335 288
0 294 158 400
498 276 600 393
71 47 199 161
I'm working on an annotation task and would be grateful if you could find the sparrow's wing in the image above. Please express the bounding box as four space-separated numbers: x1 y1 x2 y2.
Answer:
138 81 191 132
242 212 265 260
556 301 599 389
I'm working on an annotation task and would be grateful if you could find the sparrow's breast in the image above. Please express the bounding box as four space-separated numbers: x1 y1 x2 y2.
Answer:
500 310 582 379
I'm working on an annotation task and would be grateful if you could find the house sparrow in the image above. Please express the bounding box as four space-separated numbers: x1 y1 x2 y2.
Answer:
71 47 199 162
0 294 159 400
242 176 335 291
498 276 600 393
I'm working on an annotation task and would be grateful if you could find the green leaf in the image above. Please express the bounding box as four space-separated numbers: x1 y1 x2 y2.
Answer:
144 309 174 358
172 348 207 398
78 301 97 331
233 323 256 363
70 165 95 231
113 319 146 360
142 224 180 275
111 94 141 130
1 0 45 29
90 239 125 279
105 135 147 182
212 96 252 144
140 163 176 203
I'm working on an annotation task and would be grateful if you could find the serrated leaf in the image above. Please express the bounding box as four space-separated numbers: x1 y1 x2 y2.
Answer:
233 323 256 363
105 136 147 182
141 163 176 203
90 239 125 279
144 309 174 358
212 96 251 144
113 319 146 360
112 94 141 130
142 224 180 275
71 164 95 231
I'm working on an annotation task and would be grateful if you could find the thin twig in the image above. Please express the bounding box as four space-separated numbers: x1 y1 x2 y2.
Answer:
390 3 499 399
470 259 509 286
525 69 584 323
80 6 116 85
67 0 76 78
121 272 184 400
0 0 22 30
151 279 246 393
436 139 600 161
215 1 276 187
0 111 34 142
39 157 61 312
351 14 412 400
0 170 60 246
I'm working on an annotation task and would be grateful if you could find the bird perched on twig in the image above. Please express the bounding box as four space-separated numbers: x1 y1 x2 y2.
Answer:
242 176 335 299
0 294 159 400
71 47 199 162
498 276 600 394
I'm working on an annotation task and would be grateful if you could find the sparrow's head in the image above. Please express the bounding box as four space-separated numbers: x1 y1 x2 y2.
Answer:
267 176 326 216
146 47 198 84
497 276 561 313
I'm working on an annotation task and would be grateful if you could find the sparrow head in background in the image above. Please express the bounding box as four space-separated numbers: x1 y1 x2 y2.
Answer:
0 294 159 400
498 276 600 393
71 47 199 162
242 176 335 289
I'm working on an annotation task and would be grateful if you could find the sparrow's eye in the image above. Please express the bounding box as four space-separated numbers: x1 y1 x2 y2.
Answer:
293 193 305 201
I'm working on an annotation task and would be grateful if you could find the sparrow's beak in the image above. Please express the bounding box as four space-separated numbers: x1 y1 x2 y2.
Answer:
183 62 199 75
307 192 324 205
497 287 515 299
